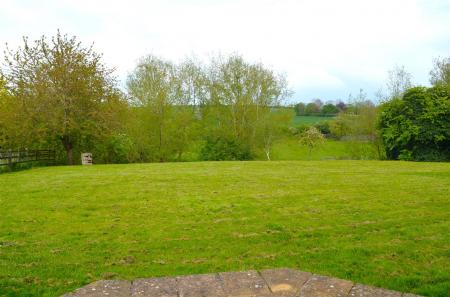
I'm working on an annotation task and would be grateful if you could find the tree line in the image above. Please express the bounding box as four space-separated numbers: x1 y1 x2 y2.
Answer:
294 99 342 116
0 32 291 164
1 32 449 164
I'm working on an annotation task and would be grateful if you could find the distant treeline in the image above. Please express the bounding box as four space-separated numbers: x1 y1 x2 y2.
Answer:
294 99 342 116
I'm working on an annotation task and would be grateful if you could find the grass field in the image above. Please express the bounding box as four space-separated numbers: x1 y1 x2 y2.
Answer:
1 161 449 297
268 138 379 160
292 115 335 126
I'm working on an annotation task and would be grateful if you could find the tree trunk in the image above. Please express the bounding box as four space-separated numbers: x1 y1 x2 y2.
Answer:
265 149 271 161
61 135 74 165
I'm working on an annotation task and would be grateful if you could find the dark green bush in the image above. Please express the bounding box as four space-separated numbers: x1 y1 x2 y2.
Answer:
200 136 253 161
321 103 339 115
314 121 331 135
93 133 134 164
379 86 450 161
295 124 310 134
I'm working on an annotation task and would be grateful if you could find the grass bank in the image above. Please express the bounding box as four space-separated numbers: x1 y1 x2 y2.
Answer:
0 161 449 296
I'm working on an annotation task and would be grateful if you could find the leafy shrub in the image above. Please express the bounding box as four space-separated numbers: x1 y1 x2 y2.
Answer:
294 103 305 116
321 103 339 115
314 121 331 135
93 133 134 164
304 102 320 115
295 124 310 134
379 86 450 161
344 140 381 160
200 136 253 161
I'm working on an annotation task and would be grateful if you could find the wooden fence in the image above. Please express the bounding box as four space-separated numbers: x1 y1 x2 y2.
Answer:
0 149 55 170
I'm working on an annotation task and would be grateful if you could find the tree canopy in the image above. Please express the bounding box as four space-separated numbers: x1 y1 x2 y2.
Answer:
1 32 448 164
379 86 450 161
0 31 126 164
430 57 450 87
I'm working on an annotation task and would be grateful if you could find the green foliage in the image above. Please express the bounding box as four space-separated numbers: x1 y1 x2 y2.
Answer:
0 77 8 148
298 126 325 159
0 31 126 164
125 54 291 163
296 124 310 134
126 56 199 162
379 86 450 161
386 65 413 99
314 121 331 135
294 102 306 115
93 133 134 164
1 33 447 165
292 115 334 126
329 102 384 159
199 136 252 161
256 108 294 160
343 141 382 160
1 35 291 165
329 114 353 138
269 137 381 160
429 56 450 87
321 103 339 115
269 138 350 160
304 102 319 115
202 55 291 159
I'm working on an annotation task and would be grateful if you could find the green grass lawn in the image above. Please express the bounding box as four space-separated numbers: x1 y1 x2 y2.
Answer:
1 161 449 297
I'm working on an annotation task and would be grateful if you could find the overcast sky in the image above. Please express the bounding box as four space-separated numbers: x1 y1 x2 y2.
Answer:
1 0 449 102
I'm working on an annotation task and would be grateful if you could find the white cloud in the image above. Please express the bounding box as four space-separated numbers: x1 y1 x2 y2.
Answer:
1 0 449 101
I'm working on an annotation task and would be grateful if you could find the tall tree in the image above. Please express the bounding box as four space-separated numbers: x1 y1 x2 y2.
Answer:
430 56 450 87
321 103 339 115
203 55 290 159
0 77 9 148
305 102 319 115
386 65 413 99
1 31 124 164
127 55 201 162
127 55 177 162
172 59 205 159
294 102 306 115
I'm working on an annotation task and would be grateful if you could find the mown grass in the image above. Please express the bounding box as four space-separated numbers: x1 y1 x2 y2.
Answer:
0 161 449 297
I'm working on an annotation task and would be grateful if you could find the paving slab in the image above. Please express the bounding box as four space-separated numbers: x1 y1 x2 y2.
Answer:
260 268 312 294
176 273 225 297
218 270 271 296
348 284 402 297
60 268 425 297
61 280 131 297
300 275 353 297
131 277 177 297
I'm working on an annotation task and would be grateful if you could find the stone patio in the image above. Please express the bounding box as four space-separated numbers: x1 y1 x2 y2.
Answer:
61 268 423 297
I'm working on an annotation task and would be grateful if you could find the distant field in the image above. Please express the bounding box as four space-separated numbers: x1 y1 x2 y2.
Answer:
292 115 335 126
1 161 449 296
268 138 379 161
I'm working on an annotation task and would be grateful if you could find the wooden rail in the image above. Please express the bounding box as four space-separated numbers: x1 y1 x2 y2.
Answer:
0 149 55 170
